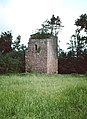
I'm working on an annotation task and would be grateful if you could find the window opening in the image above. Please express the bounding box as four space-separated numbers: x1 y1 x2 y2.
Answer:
34 44 41 53
35 44 37 51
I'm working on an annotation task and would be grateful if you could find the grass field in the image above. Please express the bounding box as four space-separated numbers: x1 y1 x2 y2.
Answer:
0 73 87 119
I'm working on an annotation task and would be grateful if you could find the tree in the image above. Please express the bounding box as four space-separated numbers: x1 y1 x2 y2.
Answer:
67 14 87 58
12 35 21 51
12 35 26 52
75 13 87 32
12 35 26 72
42 15 63 36
75 13 87 57
0 32 26 73
66 14 87 73
58 49 66 58
0 31 12 54
67 35 76 58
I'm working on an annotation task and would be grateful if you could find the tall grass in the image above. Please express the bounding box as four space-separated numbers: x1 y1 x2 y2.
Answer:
0 73 87 119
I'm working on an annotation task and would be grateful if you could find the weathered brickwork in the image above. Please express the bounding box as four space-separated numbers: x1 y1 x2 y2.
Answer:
47 37 58 73
25 36 58 73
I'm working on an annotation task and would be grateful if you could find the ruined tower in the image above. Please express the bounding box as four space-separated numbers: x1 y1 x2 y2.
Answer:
25 34 58 73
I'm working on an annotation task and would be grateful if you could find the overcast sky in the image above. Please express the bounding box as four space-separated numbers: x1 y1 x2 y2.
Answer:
0 0 87 50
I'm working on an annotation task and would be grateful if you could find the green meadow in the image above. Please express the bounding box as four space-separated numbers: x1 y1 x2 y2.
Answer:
0 73 87 119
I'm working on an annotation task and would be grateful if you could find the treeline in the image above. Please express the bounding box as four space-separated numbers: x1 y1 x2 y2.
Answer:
59 54 87 74
0 31 26 73
59 14 87 74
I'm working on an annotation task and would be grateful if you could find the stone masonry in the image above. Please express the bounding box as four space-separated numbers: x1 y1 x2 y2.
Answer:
25 35 58 73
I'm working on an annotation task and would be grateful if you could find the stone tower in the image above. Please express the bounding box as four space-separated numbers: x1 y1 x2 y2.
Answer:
25 34 58 73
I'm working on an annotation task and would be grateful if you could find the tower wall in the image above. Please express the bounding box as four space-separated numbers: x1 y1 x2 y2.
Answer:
47 37 58 73
25 36 58 73
25 39 47 73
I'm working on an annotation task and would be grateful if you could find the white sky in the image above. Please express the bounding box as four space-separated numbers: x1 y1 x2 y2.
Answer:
0 0 87 50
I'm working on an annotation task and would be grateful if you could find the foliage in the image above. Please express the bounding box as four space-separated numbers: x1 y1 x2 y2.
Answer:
58 49 66 58
0 51 25 73
67 34 86 57
67 13 87 58
75 13 87 32
12 35 26 52
0 73 87 119
59 56 87 74
0 31 12 54
42 15 63 36
62 13 87 74
0 31 26 73
31 15 63 39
